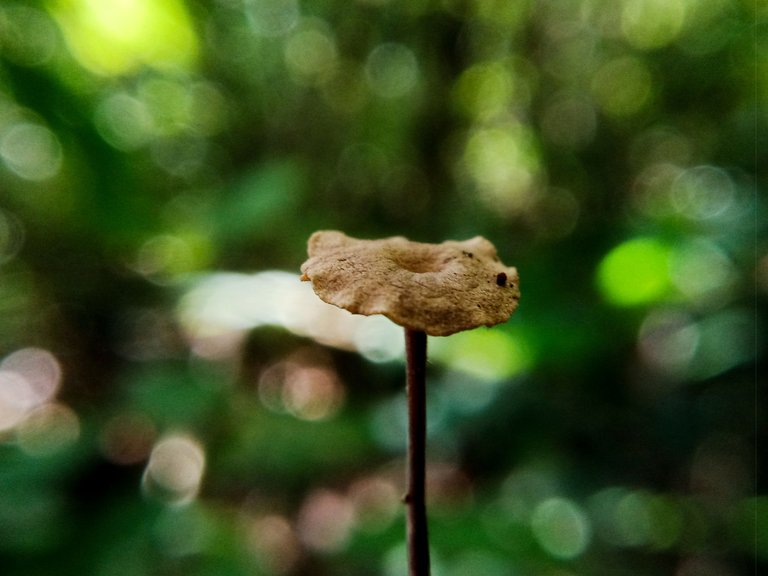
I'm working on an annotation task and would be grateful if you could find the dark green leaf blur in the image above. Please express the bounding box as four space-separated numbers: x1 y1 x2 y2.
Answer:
0 0 764 575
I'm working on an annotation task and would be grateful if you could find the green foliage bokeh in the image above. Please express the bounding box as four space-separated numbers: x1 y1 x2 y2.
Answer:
0 1 764 575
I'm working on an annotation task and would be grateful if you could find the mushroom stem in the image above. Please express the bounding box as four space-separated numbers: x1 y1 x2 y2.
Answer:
405 328 430 576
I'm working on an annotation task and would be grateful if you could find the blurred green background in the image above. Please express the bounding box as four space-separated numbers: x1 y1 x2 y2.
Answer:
0 0 764 574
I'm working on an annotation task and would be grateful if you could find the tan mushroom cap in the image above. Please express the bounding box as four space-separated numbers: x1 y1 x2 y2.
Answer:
300 231 520 337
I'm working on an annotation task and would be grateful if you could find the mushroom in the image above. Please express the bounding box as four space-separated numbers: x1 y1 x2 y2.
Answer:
300 230 520 575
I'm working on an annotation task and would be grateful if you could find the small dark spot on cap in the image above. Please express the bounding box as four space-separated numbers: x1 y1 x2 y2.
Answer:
496 272 507 286
462 251 473 258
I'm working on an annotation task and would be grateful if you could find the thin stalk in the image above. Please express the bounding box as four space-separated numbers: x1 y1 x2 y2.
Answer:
404 328 430 576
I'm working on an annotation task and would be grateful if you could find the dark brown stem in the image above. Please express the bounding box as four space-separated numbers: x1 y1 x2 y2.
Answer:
405 328 430 576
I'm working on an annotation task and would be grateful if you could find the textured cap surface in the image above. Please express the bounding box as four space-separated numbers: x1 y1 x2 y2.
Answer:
300 231 520 336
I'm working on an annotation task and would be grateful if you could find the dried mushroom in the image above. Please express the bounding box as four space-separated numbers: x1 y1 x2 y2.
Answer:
300 230 520 336
300 230 521 576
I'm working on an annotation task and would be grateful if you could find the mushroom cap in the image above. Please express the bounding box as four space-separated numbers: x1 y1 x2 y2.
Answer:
300 231 520 337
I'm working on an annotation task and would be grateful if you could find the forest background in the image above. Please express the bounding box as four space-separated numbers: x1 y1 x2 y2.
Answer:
0 1 764 575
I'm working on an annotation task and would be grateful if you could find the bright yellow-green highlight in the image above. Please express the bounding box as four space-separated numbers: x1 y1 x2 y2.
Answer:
463 123 539 216
453 61 514 121
48 0 198 75
621 0 686 50
431 328 531 381
598 237 672 306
